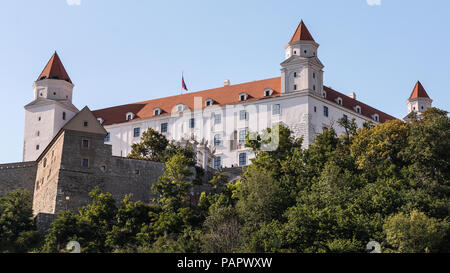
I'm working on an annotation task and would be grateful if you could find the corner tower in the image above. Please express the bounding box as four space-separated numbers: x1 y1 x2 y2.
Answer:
23 52 79 162
406 81 433 116
281 20 324 95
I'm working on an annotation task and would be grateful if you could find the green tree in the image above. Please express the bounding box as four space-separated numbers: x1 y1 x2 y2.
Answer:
0 189 40 253
43 188 117 253
128 128 196 165
128 128 169 162
383 210 448 253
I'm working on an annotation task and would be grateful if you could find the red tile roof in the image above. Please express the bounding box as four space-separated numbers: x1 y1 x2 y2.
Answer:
93 77 281 126
324 86 396 123
290 20 315 43
37 52 72 84
93 77 396 126
409 81 430 99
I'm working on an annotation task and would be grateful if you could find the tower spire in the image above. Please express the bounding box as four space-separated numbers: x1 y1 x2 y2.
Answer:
409 81 430 99
37 52 72 84
289 20 315 43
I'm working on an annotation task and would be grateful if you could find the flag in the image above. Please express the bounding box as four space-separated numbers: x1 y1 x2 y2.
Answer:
182 74 188 91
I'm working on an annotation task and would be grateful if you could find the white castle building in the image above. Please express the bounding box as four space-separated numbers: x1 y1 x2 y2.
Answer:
23 21 433 169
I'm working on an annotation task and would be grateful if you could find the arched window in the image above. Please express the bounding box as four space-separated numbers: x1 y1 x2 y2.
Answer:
354 105 361 114
205 99 213 107
126 112 134 121
97 118 104 124
372 114 379 122
239 93 248 101
336 97 343 106
154 108 161 116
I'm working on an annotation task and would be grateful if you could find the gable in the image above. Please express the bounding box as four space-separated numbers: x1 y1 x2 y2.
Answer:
63 106 107 135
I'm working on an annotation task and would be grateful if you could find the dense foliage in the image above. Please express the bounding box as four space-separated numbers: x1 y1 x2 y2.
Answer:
1 108 449 253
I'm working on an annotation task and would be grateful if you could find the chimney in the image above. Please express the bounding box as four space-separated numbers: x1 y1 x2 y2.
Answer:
224 79 231 87
349 92 356 99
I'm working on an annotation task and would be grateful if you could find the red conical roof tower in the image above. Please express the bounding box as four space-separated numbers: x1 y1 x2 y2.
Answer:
289 20 315 43
37 52 72 84
409 81 430 100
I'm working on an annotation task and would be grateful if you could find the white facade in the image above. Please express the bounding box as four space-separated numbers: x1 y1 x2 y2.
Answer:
23 79 78 162
24 22 404 169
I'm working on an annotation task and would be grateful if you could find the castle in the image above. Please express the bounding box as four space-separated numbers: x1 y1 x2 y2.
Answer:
0 21 434 230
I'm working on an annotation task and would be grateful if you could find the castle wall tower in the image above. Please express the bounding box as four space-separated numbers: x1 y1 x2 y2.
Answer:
281 20 324 96
406 81 433 116
23 52 79 162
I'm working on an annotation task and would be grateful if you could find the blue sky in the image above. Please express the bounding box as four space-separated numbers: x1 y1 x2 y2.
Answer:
0 0 449 163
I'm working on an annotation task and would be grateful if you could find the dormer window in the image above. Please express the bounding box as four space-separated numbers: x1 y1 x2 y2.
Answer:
354 106 361 114
205 99 213 107
154 108 161 116
176 104 185 112
264 88 273 97
97 118 104 124
126 112 135 121
239 93 248 101
372 114 379 122
336 97 343 106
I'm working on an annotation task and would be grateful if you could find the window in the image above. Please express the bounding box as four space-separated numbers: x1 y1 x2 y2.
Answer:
189 118 195 129
82 139 89 148
126 112 134 121
134 128 141 138
240 94 246 101
343 114 348 121
264 88 273 97
314 106 317 113
294 50 297 55
177 105 184 112
154 108 161 116
313 72 316 79
239 129 248 144
36 131 40 137
43 158 47 168
205 99 213 107
239 153 247 166
323 106 329 117
36 145 40 150
294 72 297 78
214 114 221 124
97 118 104 124
355 106 361 114
214 134 222 146
62 112 66 120
313 85 316 91
294 85 297 91
105 132 110 142
336 97 342 105
239 110 248 120
38 116 41 121
214 157 222 169
373 114 379 122
83 121 88 127
161 123 168 133
82 158 89 167
272 104 281 115
135 170 140 175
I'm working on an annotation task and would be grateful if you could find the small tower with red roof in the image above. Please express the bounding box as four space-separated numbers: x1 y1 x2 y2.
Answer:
280 20 324 96
406 81 433 116
23 52 79 162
